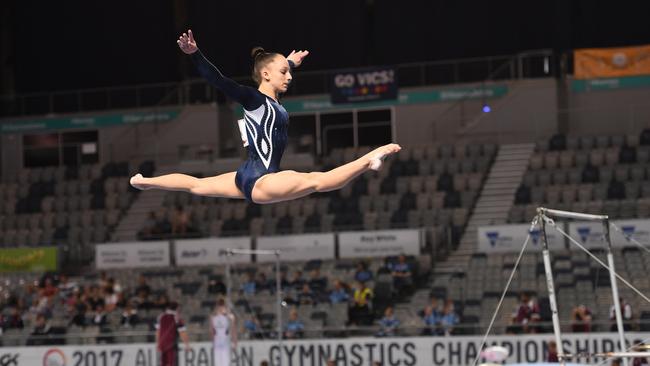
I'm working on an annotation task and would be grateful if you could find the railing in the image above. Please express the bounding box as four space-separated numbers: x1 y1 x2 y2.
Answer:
0 50 557 119
2 319 646 346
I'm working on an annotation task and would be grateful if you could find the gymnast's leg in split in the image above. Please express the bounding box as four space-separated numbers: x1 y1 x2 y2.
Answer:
129 143 401 204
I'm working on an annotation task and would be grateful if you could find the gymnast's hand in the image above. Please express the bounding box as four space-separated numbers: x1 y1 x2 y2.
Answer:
287 50 310 67
177 29 198 54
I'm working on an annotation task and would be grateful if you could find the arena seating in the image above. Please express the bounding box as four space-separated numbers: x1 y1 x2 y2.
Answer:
146 143 496 249
509 133 650 222
0 161 153 262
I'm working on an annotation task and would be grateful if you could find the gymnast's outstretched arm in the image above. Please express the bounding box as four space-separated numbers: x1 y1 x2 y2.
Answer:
178 30 258 108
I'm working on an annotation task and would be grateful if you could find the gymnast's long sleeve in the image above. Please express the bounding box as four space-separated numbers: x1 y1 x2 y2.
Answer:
190 49 259 109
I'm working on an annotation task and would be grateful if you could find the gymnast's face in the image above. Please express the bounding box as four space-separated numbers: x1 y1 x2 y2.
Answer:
261 55 292 93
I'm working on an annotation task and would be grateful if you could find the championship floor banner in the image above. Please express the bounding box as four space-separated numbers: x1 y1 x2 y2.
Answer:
175 237 251 266
0 246 58 272
256 233 335 262
568 219 650 249
574 44 650 79
338 228 420 258
7 333 648 366
477 223 565 253
95 241 170 269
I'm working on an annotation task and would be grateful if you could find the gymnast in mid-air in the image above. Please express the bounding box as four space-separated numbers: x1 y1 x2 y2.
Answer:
130 29 401 204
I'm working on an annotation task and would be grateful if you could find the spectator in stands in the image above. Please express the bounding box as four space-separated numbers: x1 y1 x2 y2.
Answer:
92 304 108 327
308 268 327 296
389 255 413 293
70 299 88 327
171 205 190 235
546 340 559 362
104 286 119 312
155 294 170 310
348 281 373 326
41 277 59 300
641 129 650 146
354 262 373 284
86 285 105 311
27 314 52 346
289 270 305 292
243 313 262 339
208 277 226 295
610 297 633 331
571 304 593 332
329 280 350 304
2 307 24 330
279 271 291 291
440 299 459 336
133 288 154 311
241 273 257 296
297 283 315 306
98 272 109 289
121 302 139 327
21 283 39 310
135 275 152 298
256 272 273 294
611 359 622 366
57 274 77 301
284 308 304 339
107 277 123 296
508 292 540 334
421 304 441 336
32 291 53 318
376 306 399 337
515 185 531 205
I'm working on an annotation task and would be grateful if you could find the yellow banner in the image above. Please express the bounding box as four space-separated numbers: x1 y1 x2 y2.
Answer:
574 44 650 79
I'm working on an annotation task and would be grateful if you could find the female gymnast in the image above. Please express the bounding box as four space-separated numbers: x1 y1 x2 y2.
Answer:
130 29 401 204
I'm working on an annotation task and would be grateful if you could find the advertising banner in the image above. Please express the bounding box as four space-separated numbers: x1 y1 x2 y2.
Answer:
0 246 57 272
5 332 647 366
175 237 251 266
330 66 398 104
477 223 565 253
256 233 335 262
568 219 650 249
338 229 420 258
95 241 170 269
574 44 650 79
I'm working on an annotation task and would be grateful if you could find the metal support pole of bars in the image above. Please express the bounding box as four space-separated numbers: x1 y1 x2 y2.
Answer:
539 213 566 366
222 248 284 366
604 219 630 366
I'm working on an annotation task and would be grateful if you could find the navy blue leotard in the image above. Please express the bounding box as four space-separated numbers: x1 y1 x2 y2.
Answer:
191 50 292 202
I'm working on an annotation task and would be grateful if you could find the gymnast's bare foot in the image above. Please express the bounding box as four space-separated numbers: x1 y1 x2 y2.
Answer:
129 173 151 190
367 143 401 171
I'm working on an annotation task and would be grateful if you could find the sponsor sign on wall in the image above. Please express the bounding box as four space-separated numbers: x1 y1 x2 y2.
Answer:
338 229 420 258
256 233 335 262
174 237 251 266
0 247 58 272
477 223 565 253
95 241 170 269
7 332 647 366
568 219 650 249
330 66 398 104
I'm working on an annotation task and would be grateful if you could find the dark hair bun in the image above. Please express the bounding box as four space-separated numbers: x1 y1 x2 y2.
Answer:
251 47 266 59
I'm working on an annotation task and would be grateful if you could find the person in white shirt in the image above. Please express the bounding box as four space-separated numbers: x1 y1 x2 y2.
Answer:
211 298 237 366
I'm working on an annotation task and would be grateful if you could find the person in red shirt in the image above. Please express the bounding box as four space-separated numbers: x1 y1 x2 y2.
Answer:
155 302 190 366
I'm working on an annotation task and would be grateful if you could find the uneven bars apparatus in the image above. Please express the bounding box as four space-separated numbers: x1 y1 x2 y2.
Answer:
221 248 284 366
537 207 629 366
